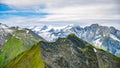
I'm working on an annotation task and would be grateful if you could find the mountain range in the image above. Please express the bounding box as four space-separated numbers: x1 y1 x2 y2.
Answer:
30 24 120 57
0 23 120 68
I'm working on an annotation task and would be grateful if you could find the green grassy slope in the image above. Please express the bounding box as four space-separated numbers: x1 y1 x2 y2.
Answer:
4 43 44 68
0 36 23 68
11 28 42 47
0 27 45 68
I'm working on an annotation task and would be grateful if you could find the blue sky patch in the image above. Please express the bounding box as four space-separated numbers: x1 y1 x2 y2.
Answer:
0 3 12 11
0 12 48 17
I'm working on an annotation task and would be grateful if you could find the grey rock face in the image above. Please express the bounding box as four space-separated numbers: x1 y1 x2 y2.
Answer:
0 23 10 46
39 34 120 68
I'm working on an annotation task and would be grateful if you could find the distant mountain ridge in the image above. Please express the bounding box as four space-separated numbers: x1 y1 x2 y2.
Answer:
0 23 120 68
30 24 120 57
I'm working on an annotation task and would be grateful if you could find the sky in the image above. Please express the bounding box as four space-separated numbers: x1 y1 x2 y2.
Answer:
0 0 120 29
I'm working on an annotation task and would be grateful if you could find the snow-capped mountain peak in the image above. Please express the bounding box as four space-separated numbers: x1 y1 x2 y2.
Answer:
30 24 120 57
40 25 49 31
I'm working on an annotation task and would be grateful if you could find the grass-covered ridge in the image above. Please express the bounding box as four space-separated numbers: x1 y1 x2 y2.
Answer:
0 36 23 68
4 43 44 68
11 28 43 47
0 27 45 68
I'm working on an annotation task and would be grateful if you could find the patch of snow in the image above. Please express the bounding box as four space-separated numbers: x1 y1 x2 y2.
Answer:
110 34 120 42
93 48 97 52
18 28 23 30
95 35 101 39
52 26 66 30
93 38 102 48
16 36 20 39
5 39 8 42
13 34 15 37
7 29 13 33
115 50 120 55
0 25 7 29
26 30 29 34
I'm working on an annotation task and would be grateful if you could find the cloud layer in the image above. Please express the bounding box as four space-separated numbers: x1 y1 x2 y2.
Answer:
0 0 120 29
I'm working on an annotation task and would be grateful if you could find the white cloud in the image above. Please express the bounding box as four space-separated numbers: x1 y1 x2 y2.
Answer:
1 0 43 7
0 15 120 30
0 16 42 27
1 1 119 20
1 0 119 7
0 0 120 29
0 0 59 8
38 4 120 21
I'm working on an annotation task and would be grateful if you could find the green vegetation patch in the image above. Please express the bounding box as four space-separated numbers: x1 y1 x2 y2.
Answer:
0 36 24 68
4 43 45 68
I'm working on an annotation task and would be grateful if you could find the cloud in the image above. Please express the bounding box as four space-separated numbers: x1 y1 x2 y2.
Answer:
0 0 120 29
1 0 119 19
1 0 119 7
0 16 43 27
38 4 120 21
0 15 120 30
